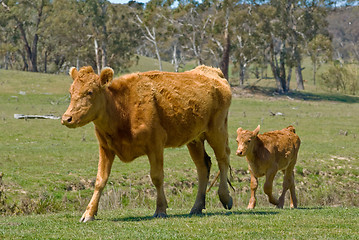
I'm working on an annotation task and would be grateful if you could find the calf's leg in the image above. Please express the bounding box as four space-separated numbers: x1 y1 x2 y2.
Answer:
187 139 211 215
247 170 258 209
80 146 115 222
289 171 298 208
278 163 297 208
263 167 279 206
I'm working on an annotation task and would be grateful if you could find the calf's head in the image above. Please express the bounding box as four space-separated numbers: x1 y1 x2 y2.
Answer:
236 125 260 156
62 66 114 128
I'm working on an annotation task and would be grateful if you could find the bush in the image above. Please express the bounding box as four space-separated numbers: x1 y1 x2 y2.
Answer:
319 63 359 95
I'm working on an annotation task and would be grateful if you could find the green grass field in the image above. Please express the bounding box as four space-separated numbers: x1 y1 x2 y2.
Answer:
0 61 359 238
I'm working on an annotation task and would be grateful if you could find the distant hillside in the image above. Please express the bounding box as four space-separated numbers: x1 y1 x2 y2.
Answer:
327 6 359 61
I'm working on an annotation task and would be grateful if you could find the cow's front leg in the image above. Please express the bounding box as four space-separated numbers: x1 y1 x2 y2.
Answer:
80 146 115 222
148 149 167 218
247 170 258 209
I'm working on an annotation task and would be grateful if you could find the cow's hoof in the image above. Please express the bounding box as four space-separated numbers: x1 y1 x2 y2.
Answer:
220 195 233 210
153 212 167 218
79 216 95 223
189 207 203 215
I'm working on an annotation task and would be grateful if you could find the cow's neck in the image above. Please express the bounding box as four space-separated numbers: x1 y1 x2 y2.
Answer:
93 88 130 136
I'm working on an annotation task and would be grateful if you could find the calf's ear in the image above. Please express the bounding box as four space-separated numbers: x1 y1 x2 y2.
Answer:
237 127 243 134
69 67 78 80
100 67 114 85
253 125 260 136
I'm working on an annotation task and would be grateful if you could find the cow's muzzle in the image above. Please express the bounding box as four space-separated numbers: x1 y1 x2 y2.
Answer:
61 115 73 126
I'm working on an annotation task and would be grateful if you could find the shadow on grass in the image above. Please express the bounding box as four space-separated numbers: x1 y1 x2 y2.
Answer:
235 86 359 103
111 210 279 222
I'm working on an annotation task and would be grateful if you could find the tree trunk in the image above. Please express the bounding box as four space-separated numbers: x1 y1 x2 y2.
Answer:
269 42 285 93
172 44 179 72
76 57 80 70
19 50 28 71
153 29 162 72
44 50 48 73
279 42 287 92
296 62 305 90
286 67 292 92
220 6 230 81
101 3 108 69
4 52 9 70
313 60 316 86
94 38 100 74
239 62 245 86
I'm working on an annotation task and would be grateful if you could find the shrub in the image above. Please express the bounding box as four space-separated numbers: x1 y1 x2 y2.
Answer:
319 63 359 95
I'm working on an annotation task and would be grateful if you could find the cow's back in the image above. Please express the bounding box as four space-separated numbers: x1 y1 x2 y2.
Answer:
109 66 231 147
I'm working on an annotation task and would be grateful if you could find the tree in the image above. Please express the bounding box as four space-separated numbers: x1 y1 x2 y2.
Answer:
132 0 172 71
231 3 262 86
42 0 88 72
1 0 50 72
307 34 332 85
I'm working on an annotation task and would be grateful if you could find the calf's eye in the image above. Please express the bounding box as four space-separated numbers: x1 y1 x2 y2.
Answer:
88 91 93 96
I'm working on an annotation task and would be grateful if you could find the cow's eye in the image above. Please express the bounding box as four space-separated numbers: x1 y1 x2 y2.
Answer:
247 140 251 143
87 91 93 96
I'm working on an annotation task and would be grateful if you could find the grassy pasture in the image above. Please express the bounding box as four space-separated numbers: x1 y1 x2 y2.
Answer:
0 65 359 238
1 207 358 239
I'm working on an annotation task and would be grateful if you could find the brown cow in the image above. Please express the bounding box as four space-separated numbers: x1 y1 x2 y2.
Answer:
236 125 300 209
62 65 233 222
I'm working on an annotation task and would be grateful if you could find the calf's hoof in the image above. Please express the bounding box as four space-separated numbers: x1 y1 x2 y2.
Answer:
79 215 95 223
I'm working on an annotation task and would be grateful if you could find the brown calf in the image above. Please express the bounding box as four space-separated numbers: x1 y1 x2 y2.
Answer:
236 125 300 209
62 66 233 222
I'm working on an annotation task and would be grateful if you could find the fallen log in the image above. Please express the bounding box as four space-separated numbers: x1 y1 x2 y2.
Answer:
14 114 60 120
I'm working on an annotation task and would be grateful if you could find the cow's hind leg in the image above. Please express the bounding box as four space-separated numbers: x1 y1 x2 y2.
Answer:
206 121 233 210
187 139 211 215
148 148 168 218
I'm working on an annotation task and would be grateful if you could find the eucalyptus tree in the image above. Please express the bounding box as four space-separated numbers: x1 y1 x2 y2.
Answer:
0 0 50 72
307 34 332 85
253 0 333 92
132 0 174 71
231 2 263 85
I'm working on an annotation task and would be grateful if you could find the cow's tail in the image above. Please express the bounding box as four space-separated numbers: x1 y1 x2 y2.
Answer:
207 166 235 193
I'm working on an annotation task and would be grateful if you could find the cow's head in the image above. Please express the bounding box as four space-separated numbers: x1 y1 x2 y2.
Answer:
61 66 114 128
236 125 260 156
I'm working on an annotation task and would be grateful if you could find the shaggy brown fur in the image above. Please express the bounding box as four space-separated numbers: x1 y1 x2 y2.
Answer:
236 125 301 209
62 65 233 222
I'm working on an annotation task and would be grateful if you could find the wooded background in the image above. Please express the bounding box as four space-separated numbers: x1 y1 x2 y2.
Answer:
0 0 358 93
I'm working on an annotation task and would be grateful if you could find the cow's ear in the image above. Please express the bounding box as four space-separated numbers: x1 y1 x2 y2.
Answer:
100 67 114 85
69 67 78 80
237 127 242 134
253 125 260 136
